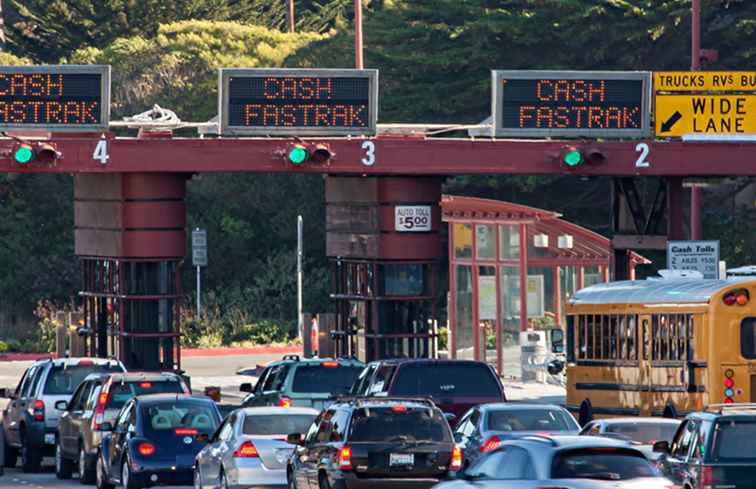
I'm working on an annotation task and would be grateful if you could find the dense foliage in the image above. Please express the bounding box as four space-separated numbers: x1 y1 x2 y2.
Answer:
0 0 754 346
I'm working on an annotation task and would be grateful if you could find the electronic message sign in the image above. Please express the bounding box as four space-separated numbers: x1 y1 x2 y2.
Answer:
492 71 651 138
219 68 378 136
0 65 110 131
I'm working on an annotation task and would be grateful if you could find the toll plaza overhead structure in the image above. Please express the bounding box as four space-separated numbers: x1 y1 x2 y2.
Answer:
441 195 650 373
2 65 756 370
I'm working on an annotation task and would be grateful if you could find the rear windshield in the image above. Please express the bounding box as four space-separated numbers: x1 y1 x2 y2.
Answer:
713 419 756 461
741 318 756 359
108 380 186 409
291 365 362 394
552 449 658 480
487 409 576 432
391 363 501 397
243 414 316 436
43 364 122 395
142 401 219 435
349 406 451 443
605 422 679 445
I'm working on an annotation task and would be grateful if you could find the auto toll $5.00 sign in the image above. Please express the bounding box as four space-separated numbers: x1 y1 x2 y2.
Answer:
395 206 431 232
654 71 756 137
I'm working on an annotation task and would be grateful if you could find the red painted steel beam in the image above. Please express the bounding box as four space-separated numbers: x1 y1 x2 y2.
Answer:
1 136 756 176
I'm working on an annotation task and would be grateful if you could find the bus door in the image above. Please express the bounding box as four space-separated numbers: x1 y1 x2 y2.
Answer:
638 314 653 416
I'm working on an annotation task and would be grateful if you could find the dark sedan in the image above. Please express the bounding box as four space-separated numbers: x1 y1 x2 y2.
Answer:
95 394 221 489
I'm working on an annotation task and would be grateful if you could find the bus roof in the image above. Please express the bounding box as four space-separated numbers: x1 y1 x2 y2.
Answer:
570 278 753 305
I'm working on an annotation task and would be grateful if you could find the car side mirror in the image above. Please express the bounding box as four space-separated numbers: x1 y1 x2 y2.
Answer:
550 328 565 354
239 383 254 393
97 422 114 432
55 400 69 411
0 388 13 399
652 440 670 453
547 359 565 375
286 433 304 445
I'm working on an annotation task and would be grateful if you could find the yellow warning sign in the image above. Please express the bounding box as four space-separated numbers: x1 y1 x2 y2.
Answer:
655 94 756 137
655 72 756 92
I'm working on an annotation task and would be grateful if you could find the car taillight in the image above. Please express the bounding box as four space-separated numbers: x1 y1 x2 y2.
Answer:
278 397 292 408
78 360 94 366
139 382 152 389
699 466 713 488
137 442 156 457
175 428 198 436
339 446 353 470
321 361 339 368
93 380 112 430
391 404 407 413
29 399 44 421
480 435 502 453
450 446 462 472
234 441 259 458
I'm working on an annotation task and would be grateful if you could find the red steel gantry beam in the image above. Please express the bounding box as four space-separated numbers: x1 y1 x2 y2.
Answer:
1 136 756 176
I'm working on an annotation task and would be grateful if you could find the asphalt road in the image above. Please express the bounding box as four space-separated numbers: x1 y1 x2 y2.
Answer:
0 350 566 488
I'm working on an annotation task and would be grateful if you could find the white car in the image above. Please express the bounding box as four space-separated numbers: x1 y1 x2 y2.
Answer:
433 435 676 489
194 406 319 489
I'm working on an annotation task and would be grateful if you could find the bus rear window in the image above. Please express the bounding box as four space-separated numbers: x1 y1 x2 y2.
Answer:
741 318 756 359
713 419 756 461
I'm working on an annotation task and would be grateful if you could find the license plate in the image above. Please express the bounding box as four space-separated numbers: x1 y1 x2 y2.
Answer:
390 453 414 466
44 434 55 445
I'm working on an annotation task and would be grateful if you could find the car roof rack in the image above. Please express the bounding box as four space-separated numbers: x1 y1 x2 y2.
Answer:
331 396 436 408
705 403 756 414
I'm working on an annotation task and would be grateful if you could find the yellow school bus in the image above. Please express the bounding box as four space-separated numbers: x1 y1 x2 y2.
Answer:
562 278 756 424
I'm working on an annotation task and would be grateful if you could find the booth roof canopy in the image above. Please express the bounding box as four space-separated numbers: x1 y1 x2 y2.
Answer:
441 195 650 264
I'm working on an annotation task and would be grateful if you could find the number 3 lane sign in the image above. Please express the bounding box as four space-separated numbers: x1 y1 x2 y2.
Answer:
395 205 431 232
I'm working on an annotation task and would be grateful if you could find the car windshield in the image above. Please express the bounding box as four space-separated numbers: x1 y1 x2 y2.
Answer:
291 365 362 394
391 363 501 397
43 364 122 395
552 449 658 480
605 422 679 445
713 419 756 461
487 409 576 432
243 414 316 436
108 380 186 409
349 406 451 443
142 401 219 435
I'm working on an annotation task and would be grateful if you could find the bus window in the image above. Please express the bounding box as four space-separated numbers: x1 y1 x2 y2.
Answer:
741 318 756 359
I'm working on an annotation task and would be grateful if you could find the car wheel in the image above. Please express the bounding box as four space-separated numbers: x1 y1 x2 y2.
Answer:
122 457 141 489
1 426 18 468
318 472 332 489
79 444 96 484
96 454 114 489
20 430 41 473
56 441 74 479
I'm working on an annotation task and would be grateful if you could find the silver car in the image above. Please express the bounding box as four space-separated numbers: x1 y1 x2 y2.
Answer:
433 435 675 489
579 417 681 462
194 406 319 489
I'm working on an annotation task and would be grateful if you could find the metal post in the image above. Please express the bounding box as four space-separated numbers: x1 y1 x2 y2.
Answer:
287 0 295 33
690 0 702 239
354 0 364 69
196 265 201 318
297 215 303 339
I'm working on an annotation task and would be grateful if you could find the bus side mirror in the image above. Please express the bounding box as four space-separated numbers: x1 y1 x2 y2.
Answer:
550 328 565 354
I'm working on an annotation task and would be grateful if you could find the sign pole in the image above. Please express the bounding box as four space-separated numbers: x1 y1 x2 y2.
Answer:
297 215 303 340
196 265 201 318
690 0 702 240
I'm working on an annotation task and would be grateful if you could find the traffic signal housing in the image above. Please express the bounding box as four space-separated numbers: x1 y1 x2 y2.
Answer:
12 141 61 166
285 142 333 166
558 146 606 170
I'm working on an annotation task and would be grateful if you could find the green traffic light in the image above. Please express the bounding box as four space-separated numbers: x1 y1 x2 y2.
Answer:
14 145 34 164
563 150 584 167
288 146 309 165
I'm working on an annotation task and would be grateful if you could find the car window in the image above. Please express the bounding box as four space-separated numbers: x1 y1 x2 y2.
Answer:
69 381 91 411
351 364 377 395
369 365 395 394
487 409 575 432
27 365 45 397
19 366 39 398
291 365 362 395
712 419 756 461
14 368 30 397
85 385 102 412
116 401 134 430
348 406 451 443
670 420 696 459
391 363 501 397
243 414 317 436
254 368 270 394
551 448 658 480
107 380 186 409
455 415 474 437
304 413 322 444
219 414 236 441
315 410 335 443
605 422 680 445
471 447 537 480
329 410 350 442
142 401 219 435
44 363 122 395
262 365 289 392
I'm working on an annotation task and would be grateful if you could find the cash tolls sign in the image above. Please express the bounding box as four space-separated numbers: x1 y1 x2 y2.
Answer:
0 65 110 131
492 71 651 138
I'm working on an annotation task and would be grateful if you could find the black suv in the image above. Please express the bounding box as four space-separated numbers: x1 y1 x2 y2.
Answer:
0 357 125 472
349 359 506 424
287 398 460 489
654 403 756 489
55 371 189 482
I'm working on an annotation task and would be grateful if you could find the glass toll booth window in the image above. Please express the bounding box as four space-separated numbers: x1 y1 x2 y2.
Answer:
454 224 473 258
